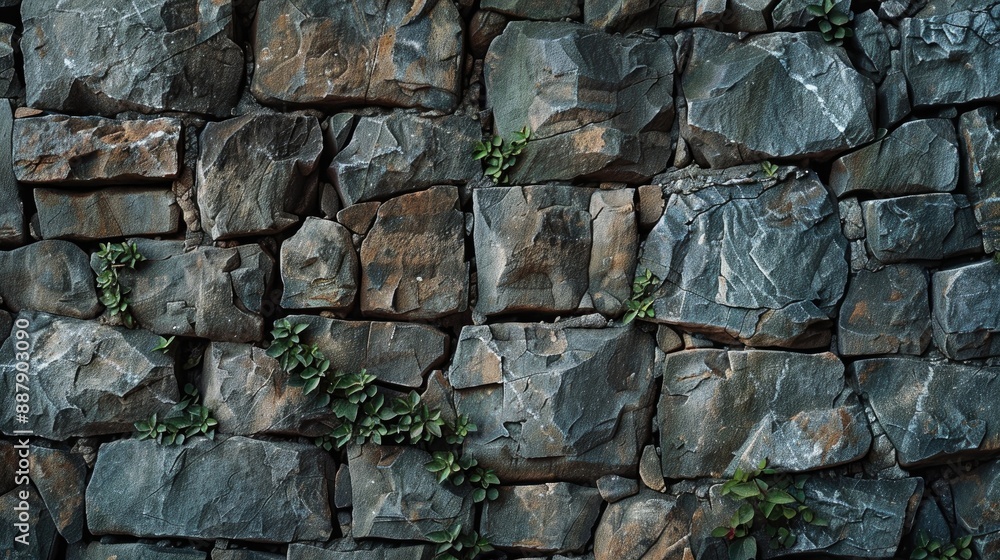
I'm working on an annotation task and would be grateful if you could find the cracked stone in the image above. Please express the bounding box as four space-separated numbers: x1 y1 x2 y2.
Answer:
932 259 1000 360
482 0 581 19
288 539 432 560
329 112 480 207
659 350 871 479
0 240 101 319
862 194 981 263
280 217 358 312
21 0 242 116
679 29 874 168
771 0 849 28
34 188 181 241
13 116 181 184
641 166 848 348
67 543 207 560
198 113 323 240
212 550 283 560
0 485 58 560
848 10 891 83
959 107 1000 253
584 0 697 32
360 186 468 320
0 101 23 248
878 52 912 128
0 23 20 99
838 264 932 356
0 310 178 440
486 22 675 183
951 459 1000 557
29 445 87 543
597 475 639 503
86 436 334 542
337 202 381 236
482 483 603 554
853 356 1000 467
349 444 473 541
449 321 657 482
594 491 695 560
830 119 959 197
251 0 462 111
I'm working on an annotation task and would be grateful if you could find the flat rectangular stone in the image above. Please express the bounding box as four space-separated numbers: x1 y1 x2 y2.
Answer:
34 187 180 240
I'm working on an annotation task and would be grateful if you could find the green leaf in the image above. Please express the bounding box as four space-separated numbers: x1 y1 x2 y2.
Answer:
767 489 797 504
823 0 834 12
818 19 833 32
729 482 761 499
712 526 731 538
911 550 929 560
829 10 850 24
806 4 825 15
728 536 757 560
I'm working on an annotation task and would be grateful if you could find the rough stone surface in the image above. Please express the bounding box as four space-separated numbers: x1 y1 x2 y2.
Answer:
198 114 323 240
252 0 462 111
348 444 472 541
838 265 932 356
200 342 333 436
0 311 177 440
829 119 959 197
0 441 13 496
473 185 636 317
338 202 381 236
21 0 242 116
0 100 24 247
329 113 480 207
0 23 20 99
0 240 101 319
770 0 849 28
86 437 334 542
951 460 1000 556
959 106 1000 253
29 445 87 543
486 22 675 183
594 491 693 560
360 186 468 320
13 116 181 184
878 61 912 129
679 29 874 168
280 217 358 311
483 0 581 19
288 314 449 388
585 0 696 32
849 10 891 82
901 6 1000 107
932 260 1000 360
862 194 981 262
288 539 431 560
0 485 58 560
854 357 1000 467
659 350 870 479
449 321 656 482
639 445 666 492
212 550 283 560
641 166 848 348
597 475 639 503
34 187 180 240
482 483 603 553
67 543 207 560
107 239 274 343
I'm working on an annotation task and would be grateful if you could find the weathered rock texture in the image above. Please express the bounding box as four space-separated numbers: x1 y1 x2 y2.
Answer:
659 350 870 479
13 116 181 184
280 217 358 311
0 240 101 319
960 106 1000 253
67 543 208 560
0 311 177 440
951 460 1000 557
932 260 1000 360
838 265 932 356
86 437 334 542
198 114 323 240
34 188 181 240
29 446 87 543
641 166 847 348
862 194 981 263
0 101 24 247
252 0 462 111
593 491 694 560
482 483 603 553
21 0 243 116
486 22 675 182
679 29 875 168
449 320 656 481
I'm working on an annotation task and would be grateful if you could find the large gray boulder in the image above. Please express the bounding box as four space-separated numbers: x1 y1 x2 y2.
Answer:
34 188 180 241
641 166 848 348
862 194 981 263
659 350 870 479
348 444 473 541
473 186 636 317
251 0 462 111
593 491 694 560
829 119 959 197
485 22 675 183
0 23 21 99
901 5 1000 106
932 260 1000 360
679 29 874 168
0 101 24 247
360 186 467 320
286 314 448 388
86 437 334 542
853 357 1000 467
13 116 181 184
951 460 1000 557
0 311 177 440
838 265 932 356
959 107 1000 253
106 239 275 343
482 483 603 554
198 113 323 240
585 0 696 32
280 217 358 312
0 241 101 319
449 320 657 482
21 0 242 116
328 112 480 206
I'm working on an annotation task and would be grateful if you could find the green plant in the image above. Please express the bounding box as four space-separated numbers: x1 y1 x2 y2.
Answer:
807 0 853 45
94 241 145 328
761 161 779 178
445 415 477 445
911 531 973 560
152 335 175 354
711 459 827 560
425 451 500 503
472 126 531 184
427 524 494 560
135 384 218 445
624 269 659 324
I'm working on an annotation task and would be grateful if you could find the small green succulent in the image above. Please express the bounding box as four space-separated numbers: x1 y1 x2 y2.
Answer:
807 0 854 45
473 126 531 184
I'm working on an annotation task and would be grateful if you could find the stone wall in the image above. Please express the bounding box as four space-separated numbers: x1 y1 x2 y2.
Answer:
1 0 1000 559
